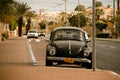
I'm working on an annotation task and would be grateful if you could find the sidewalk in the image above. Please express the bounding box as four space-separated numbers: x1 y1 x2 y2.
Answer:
0 37 120 80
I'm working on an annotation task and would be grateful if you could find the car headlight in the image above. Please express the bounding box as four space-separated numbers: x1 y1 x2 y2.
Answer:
84 49 90 57
49 47 56 55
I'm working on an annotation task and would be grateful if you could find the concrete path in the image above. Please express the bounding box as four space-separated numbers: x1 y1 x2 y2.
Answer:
0 37 119 80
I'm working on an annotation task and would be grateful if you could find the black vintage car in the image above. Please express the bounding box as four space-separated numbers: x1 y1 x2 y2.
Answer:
46 27 92 69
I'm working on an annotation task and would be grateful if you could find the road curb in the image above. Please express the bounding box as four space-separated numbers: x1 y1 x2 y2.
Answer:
96 38 120 42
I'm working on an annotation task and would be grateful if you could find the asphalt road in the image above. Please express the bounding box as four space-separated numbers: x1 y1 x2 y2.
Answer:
28 37 120 74
96 40 120 74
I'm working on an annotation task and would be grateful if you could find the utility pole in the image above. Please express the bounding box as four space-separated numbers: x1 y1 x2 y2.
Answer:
113 0 116 31
117 0 120 14
78 0 80 27
92 0 96 71
64 0 67 26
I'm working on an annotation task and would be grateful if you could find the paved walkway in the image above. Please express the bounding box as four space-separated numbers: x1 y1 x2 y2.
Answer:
0 37 120 80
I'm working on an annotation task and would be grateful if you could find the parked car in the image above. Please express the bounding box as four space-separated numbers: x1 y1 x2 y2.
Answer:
46 27 92 69
38 32 45 37
27 30 38 39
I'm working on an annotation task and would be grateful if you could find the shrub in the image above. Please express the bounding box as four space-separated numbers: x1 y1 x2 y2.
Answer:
96 33 109 38
1 32 9 39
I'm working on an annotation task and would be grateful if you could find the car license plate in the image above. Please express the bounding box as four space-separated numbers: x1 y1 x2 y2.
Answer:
64 58 74 63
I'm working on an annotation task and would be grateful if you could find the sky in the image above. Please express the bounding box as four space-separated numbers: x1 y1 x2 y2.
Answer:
15 0 113 13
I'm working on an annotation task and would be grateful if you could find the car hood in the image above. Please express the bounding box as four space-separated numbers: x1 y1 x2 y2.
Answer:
53 40 85 57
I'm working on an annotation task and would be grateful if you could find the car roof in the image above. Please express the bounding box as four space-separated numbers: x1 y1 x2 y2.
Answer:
52 26 84 32
29 29 37 31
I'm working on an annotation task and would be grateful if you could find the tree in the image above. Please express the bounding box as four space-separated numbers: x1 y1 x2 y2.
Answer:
9 16 17 31
96 1 102 7
59 12 68 26
15 2 31 36
117 0 120 14
68 14 87 27
96 8 104 21
39 21 46 30
96 21 107 31
0 0 17 23
75 5 86 15
48 21 55 25
25 11 36 34
115 15 120 33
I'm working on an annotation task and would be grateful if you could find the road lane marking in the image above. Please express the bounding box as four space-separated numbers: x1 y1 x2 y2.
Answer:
28 39 41 42
26 40 39 66
28 39 32 42
36 39 41 42
109 46 115 49
99 44 115 49
100 44 105 47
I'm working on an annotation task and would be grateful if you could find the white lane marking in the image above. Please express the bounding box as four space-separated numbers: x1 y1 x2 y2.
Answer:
98 44 115 49
28 39 41 42
28 39 32 42
26 40 39 66
36 39 41 42
96 44 98 45
109 46 115 49
100 44 105 47
97 44 115 49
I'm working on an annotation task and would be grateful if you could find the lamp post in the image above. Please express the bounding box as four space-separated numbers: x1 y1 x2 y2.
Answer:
78 0 80 27
113 0 116 32
63 0 67 26
92 0 96 71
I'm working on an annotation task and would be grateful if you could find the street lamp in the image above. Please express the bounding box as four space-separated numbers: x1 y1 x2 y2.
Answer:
92 0 96 71
63 0 67 26
113 0 116 32
78 0 80 27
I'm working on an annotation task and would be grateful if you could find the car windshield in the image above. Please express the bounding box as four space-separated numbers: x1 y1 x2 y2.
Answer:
29 31 37 33
53 29 84 41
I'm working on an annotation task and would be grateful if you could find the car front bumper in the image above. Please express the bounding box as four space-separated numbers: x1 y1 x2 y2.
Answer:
46 56 91 63
27 35 38 38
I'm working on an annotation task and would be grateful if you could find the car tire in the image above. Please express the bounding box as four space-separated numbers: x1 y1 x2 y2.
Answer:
82 62 92 69
84 53 92 69
46 59 53 66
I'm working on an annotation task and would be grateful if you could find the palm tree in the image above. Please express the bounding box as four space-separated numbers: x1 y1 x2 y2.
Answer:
59 12 67 26
117 0 120 14
96 8 104 21
15 2 31 36
25 11 36 34
75 4 86 15
0 0 16 22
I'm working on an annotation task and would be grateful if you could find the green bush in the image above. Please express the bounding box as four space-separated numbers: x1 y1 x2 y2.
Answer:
1 32 9 39
96 33 109 38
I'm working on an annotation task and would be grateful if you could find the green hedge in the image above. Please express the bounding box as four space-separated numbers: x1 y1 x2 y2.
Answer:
1 32 9 39
96 33 109 38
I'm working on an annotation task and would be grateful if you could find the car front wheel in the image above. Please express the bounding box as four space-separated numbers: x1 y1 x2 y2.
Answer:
82 62 92 69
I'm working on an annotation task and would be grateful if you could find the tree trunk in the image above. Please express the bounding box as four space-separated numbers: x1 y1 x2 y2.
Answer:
117 0 120 14
26 18 31 34
18 17 23 36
